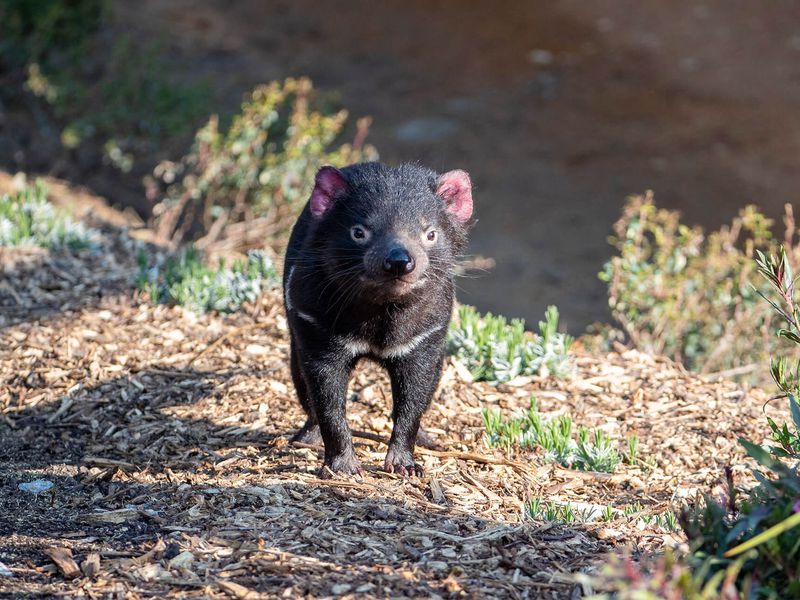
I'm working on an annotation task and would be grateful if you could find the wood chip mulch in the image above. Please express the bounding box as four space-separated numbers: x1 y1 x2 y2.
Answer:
0 188 789 599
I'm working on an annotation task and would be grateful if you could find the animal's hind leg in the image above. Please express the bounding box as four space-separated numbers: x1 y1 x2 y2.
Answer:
289 338 321 444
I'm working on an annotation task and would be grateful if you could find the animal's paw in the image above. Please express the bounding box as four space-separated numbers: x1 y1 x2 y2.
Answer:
319 452 364 479
384 447 423 477
291 421 322 445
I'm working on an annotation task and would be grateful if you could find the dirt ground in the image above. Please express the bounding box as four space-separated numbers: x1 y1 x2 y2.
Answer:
0 179 790 598
105 0 800 331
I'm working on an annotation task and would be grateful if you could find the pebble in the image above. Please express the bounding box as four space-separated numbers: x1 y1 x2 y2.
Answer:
18 479 54 494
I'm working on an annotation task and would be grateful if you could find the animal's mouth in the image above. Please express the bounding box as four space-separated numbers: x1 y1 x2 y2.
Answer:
360 274 426 299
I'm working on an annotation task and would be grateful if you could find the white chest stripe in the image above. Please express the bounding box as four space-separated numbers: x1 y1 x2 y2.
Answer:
284 266 295 311
342 325 444 359
285 266 318 325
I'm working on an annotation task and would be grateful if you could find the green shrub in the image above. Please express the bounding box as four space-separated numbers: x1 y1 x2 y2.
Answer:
675 247 800 597
151 78 377 252
592 247 800 599
24 35 209 164
57 36 210 157
0 0 105 68
0 180 95 249
138 247 278 314
447 304 572 384
675 438 800 599
2 1 208 168
600 193 799 376
481 397 628 473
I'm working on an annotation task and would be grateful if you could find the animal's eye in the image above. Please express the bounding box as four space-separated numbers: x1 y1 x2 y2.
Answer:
350 225 371 243
425 229 438 243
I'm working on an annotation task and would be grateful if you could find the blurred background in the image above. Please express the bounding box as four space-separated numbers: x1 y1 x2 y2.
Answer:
3 0 800 331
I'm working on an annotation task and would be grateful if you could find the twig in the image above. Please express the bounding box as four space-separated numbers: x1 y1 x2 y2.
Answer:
294 431 541 478
700 363 760 380
349 430 541 478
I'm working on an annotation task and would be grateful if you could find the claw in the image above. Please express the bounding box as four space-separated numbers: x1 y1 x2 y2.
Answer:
319 453 363 479
383 461 423 478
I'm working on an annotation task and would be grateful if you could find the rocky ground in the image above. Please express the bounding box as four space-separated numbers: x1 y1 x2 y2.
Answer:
0 179 789 598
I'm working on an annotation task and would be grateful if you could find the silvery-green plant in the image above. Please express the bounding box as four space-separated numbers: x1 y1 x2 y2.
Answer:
138 247 278 314
574 426 622 473
448 304 573 384
482 397 626 473
0 180 95 249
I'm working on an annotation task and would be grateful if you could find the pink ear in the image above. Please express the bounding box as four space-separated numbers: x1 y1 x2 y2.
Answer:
310 166 347 217
436 170 473 223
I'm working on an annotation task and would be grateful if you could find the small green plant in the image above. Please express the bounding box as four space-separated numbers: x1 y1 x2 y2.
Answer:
601 193 799 377
138 247 278 314
766 414 800 457
448 304 573 384
601 504 615 522
654 511 679 532
526 498 591 524
0 180 95 249
593 502 679 531
622 502 644 517
152 78 377 252
482 398 622 473
574 426 622 473
625 435 639 465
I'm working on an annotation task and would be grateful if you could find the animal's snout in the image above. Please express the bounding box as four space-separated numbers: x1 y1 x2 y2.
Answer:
383 247 415 276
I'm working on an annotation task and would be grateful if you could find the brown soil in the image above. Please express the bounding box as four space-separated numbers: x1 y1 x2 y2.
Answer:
0 180 790 598
102 0 800 331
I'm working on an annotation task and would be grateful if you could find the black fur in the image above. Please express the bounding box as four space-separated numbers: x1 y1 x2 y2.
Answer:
283 162 472 477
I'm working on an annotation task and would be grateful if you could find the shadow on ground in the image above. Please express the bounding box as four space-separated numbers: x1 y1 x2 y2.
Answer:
0 365 603 598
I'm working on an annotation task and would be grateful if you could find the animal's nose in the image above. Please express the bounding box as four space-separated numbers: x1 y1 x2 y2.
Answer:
383 247 415 276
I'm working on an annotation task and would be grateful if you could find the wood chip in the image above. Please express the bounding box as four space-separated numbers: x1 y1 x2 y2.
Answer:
0 187 790 598
44 548 81 580
80 553 100 578
218 580 262 599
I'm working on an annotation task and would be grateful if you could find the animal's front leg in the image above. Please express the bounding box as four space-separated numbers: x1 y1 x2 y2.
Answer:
384 344 445 476
301 351 360 477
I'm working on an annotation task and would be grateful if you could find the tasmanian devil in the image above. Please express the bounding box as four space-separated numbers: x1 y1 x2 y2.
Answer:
283 162 473 477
